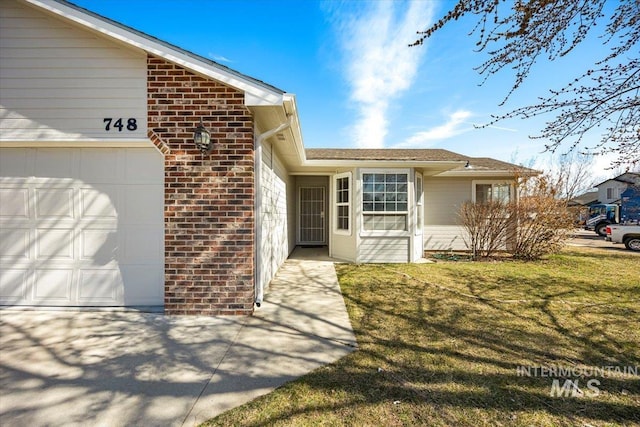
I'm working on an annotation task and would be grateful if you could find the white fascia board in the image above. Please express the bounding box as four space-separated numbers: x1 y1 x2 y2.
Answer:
24 0 284 106
282 94 307 165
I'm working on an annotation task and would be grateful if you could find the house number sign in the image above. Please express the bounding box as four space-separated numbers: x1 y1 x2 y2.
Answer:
103 118 138 132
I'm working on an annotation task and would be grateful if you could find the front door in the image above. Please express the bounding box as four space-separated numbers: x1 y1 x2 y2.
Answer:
299 187 325 245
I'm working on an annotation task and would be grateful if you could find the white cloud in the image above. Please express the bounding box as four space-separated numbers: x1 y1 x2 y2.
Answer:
331 1 435 148
209 53 232 63
394 110 473 148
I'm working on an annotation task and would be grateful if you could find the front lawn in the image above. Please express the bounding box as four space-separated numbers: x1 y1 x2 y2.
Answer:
205 247 640 426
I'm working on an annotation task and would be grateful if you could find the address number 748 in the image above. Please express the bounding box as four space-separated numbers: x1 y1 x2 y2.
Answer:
103 118 138 132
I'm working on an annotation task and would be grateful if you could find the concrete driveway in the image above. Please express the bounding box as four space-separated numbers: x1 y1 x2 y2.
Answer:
0 253 357 427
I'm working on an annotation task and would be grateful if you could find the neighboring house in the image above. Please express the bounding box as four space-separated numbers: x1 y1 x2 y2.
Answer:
595 172 640 204
0 0 535 315
568 190 599 225
568 191 599 208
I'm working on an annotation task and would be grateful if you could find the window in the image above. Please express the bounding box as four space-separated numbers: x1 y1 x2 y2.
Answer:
474 182 512 204
334 173 351 234
362 172 408 231
607 187 614 199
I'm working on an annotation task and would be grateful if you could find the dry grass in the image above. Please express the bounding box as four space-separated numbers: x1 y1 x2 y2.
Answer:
203 247 640 426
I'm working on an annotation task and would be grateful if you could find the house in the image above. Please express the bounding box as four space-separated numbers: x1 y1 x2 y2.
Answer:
0 0 534 315
595 172 640 204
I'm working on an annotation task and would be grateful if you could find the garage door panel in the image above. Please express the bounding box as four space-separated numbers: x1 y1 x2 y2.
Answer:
79 149 121 184
125 150 162 183
0 188 29 217
33 269 73 301
124 186 163 223
78 270 121 304
80 186 118 218
34 149 74 178
0 268 29 300
0 149 28 177
0 228 30 260
121 265 163 305
0 147 163 308
124 227 162 263
35 228 74 260
35 188 74 218
80 229 118 263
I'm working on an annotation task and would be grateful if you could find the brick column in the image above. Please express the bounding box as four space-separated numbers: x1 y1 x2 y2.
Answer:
147 55 255 315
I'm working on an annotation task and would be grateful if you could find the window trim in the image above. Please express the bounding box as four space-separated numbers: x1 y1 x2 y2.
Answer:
360 168 410 236
415 172 423 236
334 172 352 236
471 180 515 204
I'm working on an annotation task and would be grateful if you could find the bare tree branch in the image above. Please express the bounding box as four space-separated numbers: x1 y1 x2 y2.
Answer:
412 0 640 167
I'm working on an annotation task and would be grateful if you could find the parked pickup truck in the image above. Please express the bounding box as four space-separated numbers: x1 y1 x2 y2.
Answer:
606 225 640 251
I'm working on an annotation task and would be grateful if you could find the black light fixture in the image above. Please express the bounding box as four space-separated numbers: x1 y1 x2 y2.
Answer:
194 118 212 153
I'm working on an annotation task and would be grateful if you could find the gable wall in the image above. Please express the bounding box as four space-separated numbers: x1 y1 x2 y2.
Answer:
148 55 255 315
0 0 147 141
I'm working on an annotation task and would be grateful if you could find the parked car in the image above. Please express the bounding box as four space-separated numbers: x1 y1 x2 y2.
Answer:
606 225 640 251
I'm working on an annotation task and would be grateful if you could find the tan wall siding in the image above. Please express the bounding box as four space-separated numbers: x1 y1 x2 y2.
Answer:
0 0 147 140
423 225 468 251
424 177 471 225
149 55 255 316
359 237 409 263
260 140 292 291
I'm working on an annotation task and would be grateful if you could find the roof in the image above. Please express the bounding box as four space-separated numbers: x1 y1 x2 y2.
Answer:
569 191 599 206
595 172 640 188
305 148 537 175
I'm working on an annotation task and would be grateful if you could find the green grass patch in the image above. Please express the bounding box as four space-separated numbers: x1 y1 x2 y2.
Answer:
204 247 640 426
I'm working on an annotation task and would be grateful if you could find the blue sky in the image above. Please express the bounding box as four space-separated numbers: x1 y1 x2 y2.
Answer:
70 0 615 173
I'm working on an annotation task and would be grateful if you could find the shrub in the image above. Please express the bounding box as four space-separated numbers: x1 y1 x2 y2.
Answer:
459 176 575 261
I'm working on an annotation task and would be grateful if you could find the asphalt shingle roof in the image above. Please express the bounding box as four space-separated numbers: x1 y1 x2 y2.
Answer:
305 148 536 172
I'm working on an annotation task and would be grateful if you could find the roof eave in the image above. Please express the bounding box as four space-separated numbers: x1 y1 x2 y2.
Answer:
301 159 466 171
435 169 540 178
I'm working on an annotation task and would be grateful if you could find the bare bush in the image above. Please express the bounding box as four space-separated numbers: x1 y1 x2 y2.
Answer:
459 175 575 261
507 176 575 260
459 200 511 260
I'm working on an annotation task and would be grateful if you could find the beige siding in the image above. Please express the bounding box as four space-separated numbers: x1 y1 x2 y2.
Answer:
359 237 409 263
259 141 292 290
0 0 147 141
423 225 468 251
423 177 471 225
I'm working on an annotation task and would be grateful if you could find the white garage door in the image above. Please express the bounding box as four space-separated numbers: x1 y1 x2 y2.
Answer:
0 147 164 307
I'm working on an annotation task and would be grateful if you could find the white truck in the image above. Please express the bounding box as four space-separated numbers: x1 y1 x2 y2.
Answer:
606 225 640 251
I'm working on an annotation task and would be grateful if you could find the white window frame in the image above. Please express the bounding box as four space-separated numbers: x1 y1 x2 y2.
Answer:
472 180 515 204
415 172 423 236
360 168 410 236
607 187 614 199
334 172 352 235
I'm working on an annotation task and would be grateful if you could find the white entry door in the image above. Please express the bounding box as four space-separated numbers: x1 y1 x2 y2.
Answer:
299 187 325 245
0 147 164 307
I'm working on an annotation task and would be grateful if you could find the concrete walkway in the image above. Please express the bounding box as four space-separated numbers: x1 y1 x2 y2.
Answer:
0 251 357 427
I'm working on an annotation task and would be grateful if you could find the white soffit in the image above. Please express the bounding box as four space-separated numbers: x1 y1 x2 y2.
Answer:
22 0 285 106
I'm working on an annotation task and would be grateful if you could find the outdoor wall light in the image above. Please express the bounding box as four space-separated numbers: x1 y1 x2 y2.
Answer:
194 118 213 153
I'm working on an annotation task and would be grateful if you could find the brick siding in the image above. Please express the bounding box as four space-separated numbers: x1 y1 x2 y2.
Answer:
147 55 255 315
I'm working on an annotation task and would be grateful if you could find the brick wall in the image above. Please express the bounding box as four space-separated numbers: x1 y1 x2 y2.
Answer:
147 55 255 315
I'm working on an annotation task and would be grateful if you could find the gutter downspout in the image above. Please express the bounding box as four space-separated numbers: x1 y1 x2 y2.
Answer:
254 116 292 307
